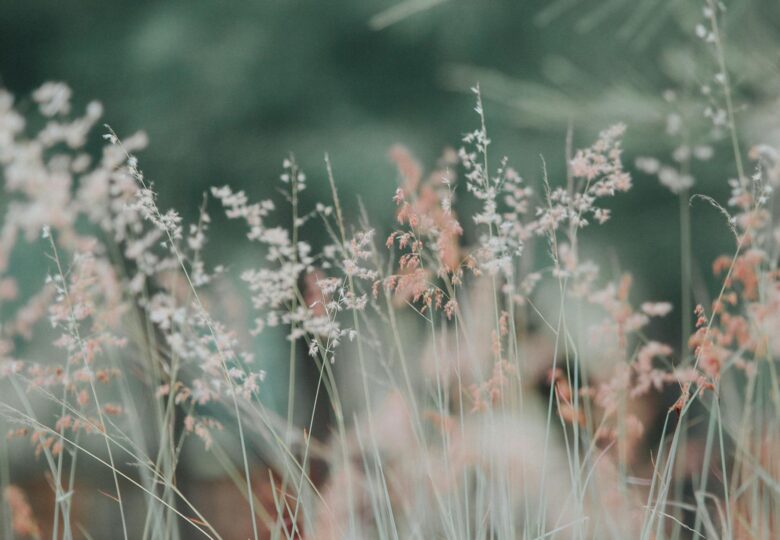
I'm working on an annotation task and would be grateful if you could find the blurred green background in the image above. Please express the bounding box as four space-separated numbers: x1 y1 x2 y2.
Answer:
2 0 778 402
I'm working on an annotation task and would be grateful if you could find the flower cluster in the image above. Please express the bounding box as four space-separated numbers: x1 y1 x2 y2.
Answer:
1 74 779 540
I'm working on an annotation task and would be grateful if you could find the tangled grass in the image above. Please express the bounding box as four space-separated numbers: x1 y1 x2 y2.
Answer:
1 4 779 539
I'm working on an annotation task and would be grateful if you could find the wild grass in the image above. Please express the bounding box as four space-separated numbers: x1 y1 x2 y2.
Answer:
1 3 779 539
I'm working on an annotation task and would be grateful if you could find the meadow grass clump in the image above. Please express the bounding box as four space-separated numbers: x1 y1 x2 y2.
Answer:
1 5 779 539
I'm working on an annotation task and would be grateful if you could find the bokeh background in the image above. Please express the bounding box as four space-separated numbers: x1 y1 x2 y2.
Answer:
2 0 779 537
4 0 778 337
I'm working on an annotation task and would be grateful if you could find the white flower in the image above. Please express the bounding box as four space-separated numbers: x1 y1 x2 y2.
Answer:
641 302 673 317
